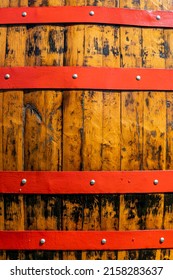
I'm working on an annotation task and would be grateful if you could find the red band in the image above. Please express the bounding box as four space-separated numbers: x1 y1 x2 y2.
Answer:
1 67 173 90
0 171 172 194
0 7 172 28
0 230 171 250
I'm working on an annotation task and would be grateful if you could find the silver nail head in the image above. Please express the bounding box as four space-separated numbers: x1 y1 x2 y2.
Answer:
90 179 95 186
72 74 78 79
5 74 10 79
22 12 27 17
156 15 161 20
40 238 46 244
101 238 107 245
136 75 141 81
89 11 95 16
21 178 27 185
153 179 159 185
160 237 164 243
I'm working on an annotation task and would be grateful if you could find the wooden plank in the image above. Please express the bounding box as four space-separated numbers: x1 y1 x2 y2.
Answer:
23 0 64 261
141 0 166 260
63 0 120 260
0 0 27 260
0 0 7 261
161 0 173 260
0 0 8 261
118 0 167 260
142 4 166 259
118 0 143 260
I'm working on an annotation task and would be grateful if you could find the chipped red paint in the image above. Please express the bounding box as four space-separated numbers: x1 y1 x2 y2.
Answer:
0 230 172 250
0 7 172 28
0 170 173 194
1 67 173 90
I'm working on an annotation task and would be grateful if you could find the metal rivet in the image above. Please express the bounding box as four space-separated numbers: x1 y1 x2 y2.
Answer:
90 179 95 186
89 11 95 16
72 74 78 79
160 237 164 243
101 238 107 244
40 238 46 244
136 75 141 81
21 178 27 185
4 74 10 79
153 179 159 185
22 12 27 17
156 15 161 20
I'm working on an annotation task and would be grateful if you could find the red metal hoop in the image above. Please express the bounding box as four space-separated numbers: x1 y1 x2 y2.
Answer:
0 7 172 28
0 170 173 194
1 67 173 91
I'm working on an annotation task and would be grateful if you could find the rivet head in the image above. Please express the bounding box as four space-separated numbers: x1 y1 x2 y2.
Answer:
89 11 95 16
40 238 46 244
156 15 161 20
72 74 78 79
4 74 10 79
153 179 159 185
136 75 141 81
90 179 95 186
101 238 107 245
160 237 164 243
22 12 27 17
21 178 27 185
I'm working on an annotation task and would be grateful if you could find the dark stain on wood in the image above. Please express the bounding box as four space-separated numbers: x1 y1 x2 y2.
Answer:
25 103 42 123
25 251 59 260
139 250 156 260
28 0 48 6
103 39 109 56
62 195 84 228
160 249 171 260
125 93 135 107
163 41 169 59
48 30 65 54
94 37 101 54
111 46 119 57
145 98 149 107
124 194 162 229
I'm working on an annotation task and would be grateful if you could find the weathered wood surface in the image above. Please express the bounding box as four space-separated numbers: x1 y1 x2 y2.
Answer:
0 0 173 260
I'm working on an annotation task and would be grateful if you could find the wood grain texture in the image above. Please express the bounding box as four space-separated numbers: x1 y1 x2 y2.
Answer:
118 0 168 260
0 0 27 260
63 0 120 260
142 0 166 260
160 1 173 261
0 0 173 260
23 0 64 260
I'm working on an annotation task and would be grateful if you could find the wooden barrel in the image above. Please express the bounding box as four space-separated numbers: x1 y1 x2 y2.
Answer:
0 0 173 260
